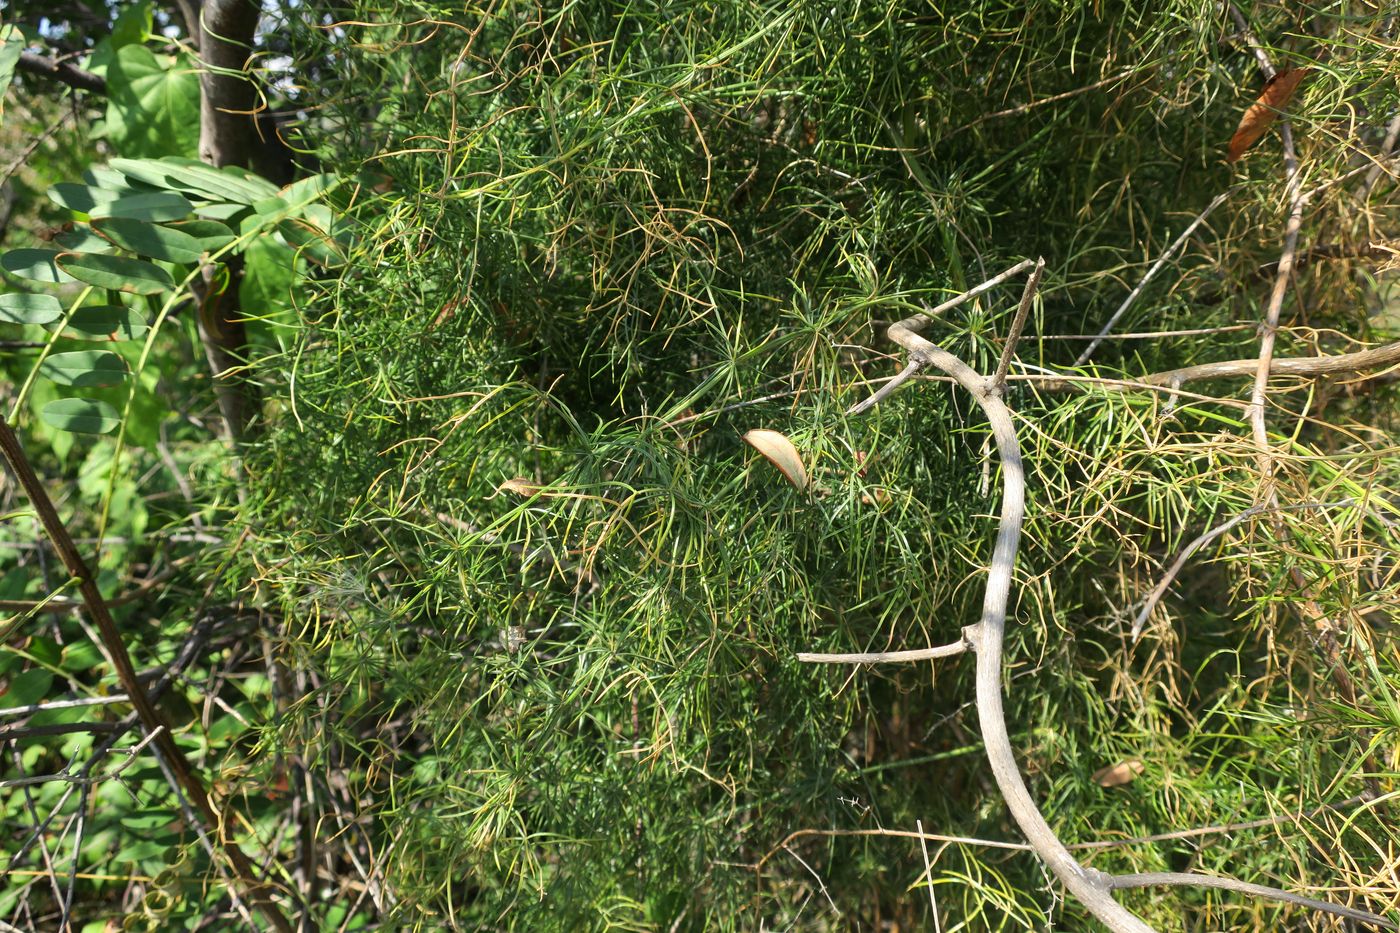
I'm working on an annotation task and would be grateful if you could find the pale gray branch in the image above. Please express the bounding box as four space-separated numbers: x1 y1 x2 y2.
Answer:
847 358 924 415
0 694 131 720
847 261 1156 932
992 257 1045 393
1132 500 1355 640
823 258 1391 931
1075 192 1230 366
1109 872 1396 930
798 633 971 665
0 727 163 790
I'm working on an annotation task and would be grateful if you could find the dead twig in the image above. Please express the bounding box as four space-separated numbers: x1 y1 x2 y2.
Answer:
781 844 840 915
992 257 1045 394
753 791 1379 868
916 818 941 932
798 632 972 665
0 727 163 791
1108 872 1393 929
1131 500 1356 641
1028 339 1400 391
1075 192 1231 365
830 260 1155 932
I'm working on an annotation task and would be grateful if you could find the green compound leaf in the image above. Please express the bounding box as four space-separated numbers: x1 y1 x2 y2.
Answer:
40 350 131 387
57 252 174 295
1 249 77 284
112 157 278 204
92 217 206 263
52 227 117 254
280 173 340 209
83 165 153 193
196 202 250 221
0 292 63 325
51 304 150 341
40 398 122 435
164 218 236 251
105 46 200 159
50 185 193 221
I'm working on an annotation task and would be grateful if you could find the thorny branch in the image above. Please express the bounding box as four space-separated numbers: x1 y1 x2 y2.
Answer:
797 261 1397 931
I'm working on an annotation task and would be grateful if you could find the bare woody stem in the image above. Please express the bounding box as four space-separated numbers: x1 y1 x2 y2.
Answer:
885 323 1155 933
0 417 294 933
798 632 971 665
1014 338 1400 394
16 52 107 95
828 265 1154 932
1109 873 1391 928
992 257 1045 393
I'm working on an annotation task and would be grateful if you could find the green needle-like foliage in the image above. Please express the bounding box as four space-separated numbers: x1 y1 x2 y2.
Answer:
2 0 1397 929
217 1 1400 928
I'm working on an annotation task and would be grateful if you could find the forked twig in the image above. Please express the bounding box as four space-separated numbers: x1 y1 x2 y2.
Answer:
752 791 1379 865
848 259 1037 416
782 844 840 915
992 257 1045 393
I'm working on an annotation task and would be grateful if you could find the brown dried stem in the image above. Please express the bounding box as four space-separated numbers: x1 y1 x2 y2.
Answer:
0 417 293 933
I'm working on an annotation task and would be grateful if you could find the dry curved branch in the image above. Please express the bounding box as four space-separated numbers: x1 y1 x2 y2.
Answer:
1108 872 1396 930
800 260 1396 931
823 263 1155 931
885 311 1155 933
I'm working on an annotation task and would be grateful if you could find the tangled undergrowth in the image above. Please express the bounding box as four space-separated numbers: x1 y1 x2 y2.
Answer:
228 2 1400 929
5 0 1398 929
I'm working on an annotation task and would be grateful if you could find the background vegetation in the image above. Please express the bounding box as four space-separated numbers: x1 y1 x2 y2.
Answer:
1 0 1398 929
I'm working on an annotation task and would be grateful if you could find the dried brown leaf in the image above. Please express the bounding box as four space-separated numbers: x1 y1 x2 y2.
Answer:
1092 758 1145 788
743 429 809 491
494 477 544 498
1227 68 1309 163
